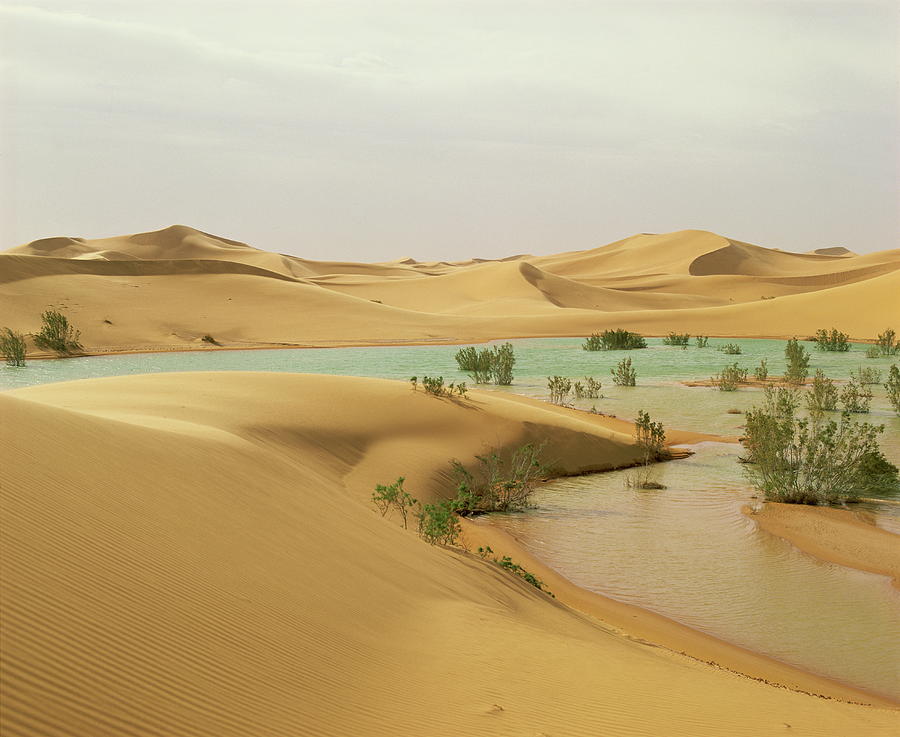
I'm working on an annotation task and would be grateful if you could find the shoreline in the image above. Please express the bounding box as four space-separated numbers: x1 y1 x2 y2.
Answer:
745 503 900 589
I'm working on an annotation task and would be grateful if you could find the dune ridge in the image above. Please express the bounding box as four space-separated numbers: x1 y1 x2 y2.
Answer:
2 226 897 355
2 372 898 736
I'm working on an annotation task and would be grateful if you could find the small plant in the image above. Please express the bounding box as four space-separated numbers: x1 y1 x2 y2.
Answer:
634 410 667 463
852 366 881 386
876 328 898 356
32 310 82 355
806 369 838 414
450 444 544 514
583 329 646 351
495 556 554 595
839 376 872 414
547 376 572 405
784 338 810 385
372 477 418 529
573 376 602 399
201 334 220 345
663 333 690 346
0 328 26 366
754 358 768 381
865 346 881 359
611 357 636 386
410 376 418 390
712 363 748 391
814 328 850 352
886 365 900 414
695 336 709 348
720 343 742 355
422 376 447 396
417 500 460 545
455 381 468 398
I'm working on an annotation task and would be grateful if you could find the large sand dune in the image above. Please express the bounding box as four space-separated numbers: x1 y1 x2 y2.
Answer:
2 226 897 354
2 373 897 736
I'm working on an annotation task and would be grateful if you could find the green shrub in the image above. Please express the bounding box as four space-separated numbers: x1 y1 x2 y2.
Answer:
695 336 709 348
876 328 898 356
490 342 516 385
32 310 82 355
455 343 515 384
0 328 26 366
573 376 602 400
806 370 838 413
663 333 690 346
852 366 881 386
611 357 636 386
865 346 881 359
477 546 554 596
839 377 872 414
634 410 667 463
201 334 220 345
372 477 418 529
814 328 850 351
583 329 646 351
417 501 460 545
886 365 900 414
754 358 768 381
422 376 446 396
712 363 748 391
547 376 572 405
784 338 810 385
742 389 897 504
720 343 742 355
450 444 544 514
410 376 418 390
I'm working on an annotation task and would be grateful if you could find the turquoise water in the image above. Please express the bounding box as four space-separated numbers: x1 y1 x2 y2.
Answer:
4 337 899 697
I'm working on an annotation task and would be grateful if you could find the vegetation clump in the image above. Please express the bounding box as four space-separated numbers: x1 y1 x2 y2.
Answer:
201 334 220 345
583 329 646 351
742 386 898 504
886 365 900 415
32 310 82 355
450 444 544 514
663 333 690 346
865 346 882 359
547 376 572 405
611 357 636 386
719 343 742 355
712 363 748 391
839 377 872 414
477 546 554 596
754 358 768 381
784 338 810 385
573 376 602 400
1 328 26 366
814 328 850 352
875 328 898 356
417 501 461 545
852 366 882 386
806 370 838 413
695 336 709 348
371 477 418 529
454 342 515 385
626 410 668 489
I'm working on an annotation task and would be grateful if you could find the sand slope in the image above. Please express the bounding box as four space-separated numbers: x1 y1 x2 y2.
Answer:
1 373 897 736
2 226 897 354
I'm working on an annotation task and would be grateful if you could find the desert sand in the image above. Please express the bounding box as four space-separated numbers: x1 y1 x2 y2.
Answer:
2 225 898 355
748 503 900 589
2 372 898 737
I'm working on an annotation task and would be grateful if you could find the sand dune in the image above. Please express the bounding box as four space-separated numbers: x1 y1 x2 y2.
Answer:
2 225 897 354
2 373 897 736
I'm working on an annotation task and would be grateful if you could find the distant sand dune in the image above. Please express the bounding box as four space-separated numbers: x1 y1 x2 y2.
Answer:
1 225 897 353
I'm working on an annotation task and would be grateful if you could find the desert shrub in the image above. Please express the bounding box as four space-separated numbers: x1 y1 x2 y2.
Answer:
611 357 636 386
852 366 881 386
865 346 881 359
712 363 748 391
478 546 554 596
450 444 544 514
742 390 897 503
634 410 667 463
410 376 418 390
583 329 646 351
372 477 418 529
663 333 690 346
417 501 460 545
422 376 447 396
784 338 810 385
455 343 515 384
876 328 898 356
490 342 516 385
32 310 82 355
455 382 468 398
814 328 850 352
805 370 838 413
0 328 26 366
573 376 602 399
754 358 768 381
886 365 900 414
201 334 220 345
695 335 709 348
547 376 572 405
839 377 872 414
719 343 742 355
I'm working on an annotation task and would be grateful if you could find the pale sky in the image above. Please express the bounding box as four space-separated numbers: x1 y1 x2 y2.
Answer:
1 1 897 260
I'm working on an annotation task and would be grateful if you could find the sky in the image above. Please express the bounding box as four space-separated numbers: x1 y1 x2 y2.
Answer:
1 0 897 260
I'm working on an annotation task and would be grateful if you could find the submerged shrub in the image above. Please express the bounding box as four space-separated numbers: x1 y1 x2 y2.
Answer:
806 370 838 414
0 328 26 366
865 346 882 359
754 358 768 381
876 328 898 356
852 366 882 386
814 328 850 352
663 333 690 346
839 377 872 414
490 342 516 385
583 329 646 351
784 338 810 385
611 357 637 386
695 335 709 348
886 365 900 414
32 310 82 355
712 363 748 391
547 376 572 405
450 444 544 514
455 343 515 385
573 376 602 400
634 410 667 463
720 343 742 355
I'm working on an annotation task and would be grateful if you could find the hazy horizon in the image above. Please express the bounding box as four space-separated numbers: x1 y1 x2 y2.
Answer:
2 1 897 260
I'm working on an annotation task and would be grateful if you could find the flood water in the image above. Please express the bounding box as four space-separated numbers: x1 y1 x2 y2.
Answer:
4 337 898 698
